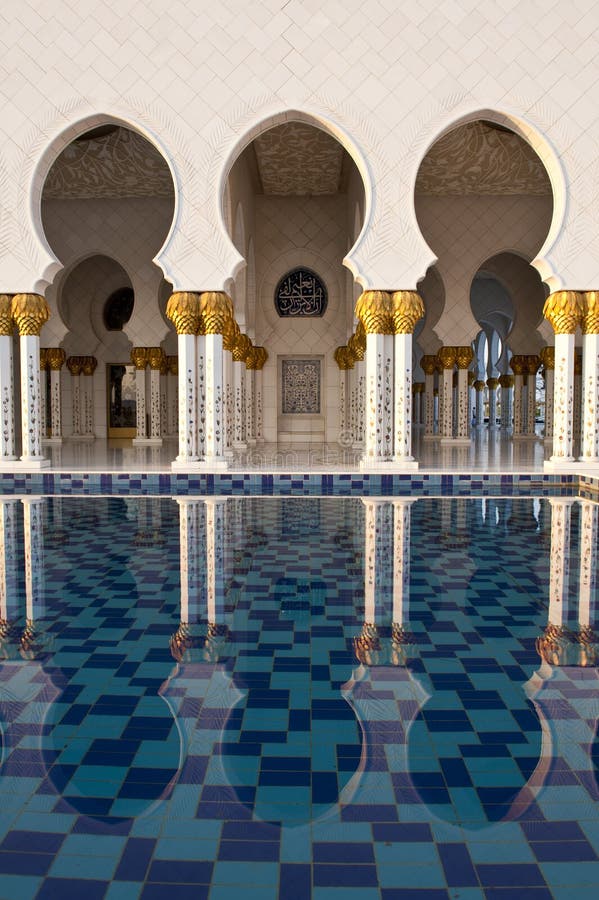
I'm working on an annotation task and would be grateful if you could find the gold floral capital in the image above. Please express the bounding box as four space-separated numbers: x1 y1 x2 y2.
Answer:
526 355 541 375
46 348 66 370
420 354 438 375
539 346 555 370
147 347 165 370
543 291 584 335
456 346 474 369
0 294 13 336
486 377 499 390
232 333 252 363
223 318 240 352
355 291 392 335
131 347 148 370
509 355 527 376
473 379 485 392
66 356 82 376
437 346 457 369
348 332 365 362
81 356 97 376
11 293 50 336
253 347 268 370
199 291 233 335
39 348 48 370
166 292 202 335
582 291 599 334
390 291 424 334
334 346 354 370
499 374 514 389
166 355 178 376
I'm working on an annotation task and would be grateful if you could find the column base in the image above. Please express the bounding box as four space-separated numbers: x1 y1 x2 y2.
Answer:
0 455 18 464
578 456 599 465
43 437 63 445
359 457 394 471
172 457 201 470
392 456 419 470
440 437 471 446
133 437 163 446
422 432 439 441
17 457 51 469
70 435 95 442
545 457 577 471
201 456 229 470
247 439 257 447
232 441 247 450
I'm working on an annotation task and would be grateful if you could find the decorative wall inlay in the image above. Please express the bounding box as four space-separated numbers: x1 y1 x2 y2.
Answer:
274 268 327 317
44 127 174 199
282 359 321 414
253 123 343 196
416 121 552 195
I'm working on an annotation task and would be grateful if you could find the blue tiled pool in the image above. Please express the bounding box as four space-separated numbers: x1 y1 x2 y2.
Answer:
0 495 598 899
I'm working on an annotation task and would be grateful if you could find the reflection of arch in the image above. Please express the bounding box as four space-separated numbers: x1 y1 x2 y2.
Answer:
218 109 370 285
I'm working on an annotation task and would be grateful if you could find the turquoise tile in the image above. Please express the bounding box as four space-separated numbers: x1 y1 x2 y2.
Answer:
377 861 445 888
0 875 42 900
154 836 218 859
61 834 127 857
51 853 119 879
212 861 279 886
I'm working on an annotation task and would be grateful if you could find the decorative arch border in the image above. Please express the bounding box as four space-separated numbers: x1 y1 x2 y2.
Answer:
405 101 569 292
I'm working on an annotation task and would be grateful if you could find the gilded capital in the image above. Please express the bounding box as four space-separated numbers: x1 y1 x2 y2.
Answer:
39 348 48 370
166 355 178 376
543 290 584 335
232 332 252 363
539 346 555 370
66 356 82 376
81 356 97 376
147 347 165 370
348 332 365 362
11 293 50 336
420 354 438 375
456 346 474 369
509 355 527 376
582 291 599 335
437 346 457 369
222 317 240 352
354 290 392 335
486 377 499 390
473 379 485 392
245 348 259 370
199 291 233 335
0 294 13 336
46 348 66 370
253 347 268 370
334 346 354 370
131 347 148 370
526 355 541 375
575 353 583 375
166 291 202 335
413 381 425 393
499 373 514 389
390 291 424 335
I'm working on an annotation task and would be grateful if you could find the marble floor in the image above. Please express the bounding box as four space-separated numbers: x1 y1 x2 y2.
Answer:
22 428 596 475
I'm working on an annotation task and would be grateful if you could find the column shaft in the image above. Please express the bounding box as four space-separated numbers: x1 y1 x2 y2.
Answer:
176 334 198 463
551 333 576 461
204 334 226 465
0 335 16 460
580 333 599 460
393 332 415 464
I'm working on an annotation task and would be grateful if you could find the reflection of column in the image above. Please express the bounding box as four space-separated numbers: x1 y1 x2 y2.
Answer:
355 292 393 466
205 498 226 622
200 292 232 467
0 498 19 625
147 347 164 445
544 291 584 464
438 347 456 441
12 293 50 467
177 498 206 624
46 348 66 442
499 373 513 428
254 347 267 443
421 356 437 440
510 356 526 438
547 498 574 628
0 296 17 461
487 377 498 427
131 347 148 443
392 499 415 627
22 497 45 622
67 356 83 437
540 347 554 442
166 293 201 466
526 355 540 435
580 293 599 462
391 292 424 466
39 348 48 440
81 356 97 439
579 501 598 631
362 499 393 624
166 356 178 438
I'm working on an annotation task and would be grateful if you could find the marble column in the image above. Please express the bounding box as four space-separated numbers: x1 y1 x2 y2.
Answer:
579 500 598 632
539 347 554 443
474 380 485 427
525 355 540 436
131 347 148 444
499 373 513 428
486 377 499 427
159 358 168 439
199 291 233 468
196 333 206 458
39 348 48 441
166 292 202 467
438 347 456 441
0 296 17 462
11 293 50 467
362 499 394 623
232 332 251 450
147 347 165 445
349 328 365 449
45 348 66 443
580 292 599 462
355 291 394 467
81 356 97 439
22 496 45 623
177 498 206 625
166 357 178 438
412 383 424 425
391 291 424 467
421 355 437 440
392 498 416 630
245 349 256 446
0 498 19 625
334 346 352 444
574 353 583 452
510 356 527 439
547 498 574 628
544 291 585 465
66 356 83 438
254 347 267 443
222 317 239 457
205 498 227 622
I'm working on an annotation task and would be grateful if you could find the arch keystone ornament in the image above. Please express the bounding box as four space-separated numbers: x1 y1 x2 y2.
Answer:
391 291 425 468
543 292 584 467
10 294 50 467
580 291 599 462
0 295 17 462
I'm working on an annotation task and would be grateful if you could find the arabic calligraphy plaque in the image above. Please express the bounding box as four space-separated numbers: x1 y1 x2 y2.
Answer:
275 268 327 317
282 359 321 414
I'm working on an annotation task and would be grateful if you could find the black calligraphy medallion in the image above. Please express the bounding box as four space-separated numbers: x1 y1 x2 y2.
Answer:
275 268 327 317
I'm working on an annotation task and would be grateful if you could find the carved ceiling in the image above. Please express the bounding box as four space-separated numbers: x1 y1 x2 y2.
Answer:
416 121 551 195
253 123 345 195
44 127 174 199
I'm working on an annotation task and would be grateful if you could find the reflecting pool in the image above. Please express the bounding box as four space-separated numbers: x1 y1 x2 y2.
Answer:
0 495 598 899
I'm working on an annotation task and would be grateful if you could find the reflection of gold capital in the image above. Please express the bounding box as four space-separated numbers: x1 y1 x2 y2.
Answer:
509 355 527 376
46 348 66 370
66 356 82 376
81 356 97 376
166 355 178 376
543 290 584 335
437 346 456 369
199 291 233 335
0 294 13 336
539 346 555 370
390 291 424 334
455 346 474 369
582 291 599 334
499 373 514 389
486 377 499 390
526 355 540 375
355 290 392 334
11 293 50 336
131 347 148 369
166 291 202 335
147 347 165 370
420 354 437 375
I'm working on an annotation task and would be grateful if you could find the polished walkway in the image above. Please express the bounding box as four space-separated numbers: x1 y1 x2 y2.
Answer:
25 428 594 475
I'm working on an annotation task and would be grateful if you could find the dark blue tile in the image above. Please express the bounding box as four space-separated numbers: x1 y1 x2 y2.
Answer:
1 831 64 853
36 878 109 900
148 860 213 883
313 842 375 863
476 864 546 887
218 840 279 861
114 838 155 881
314 863 378 887
438 843 478 887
